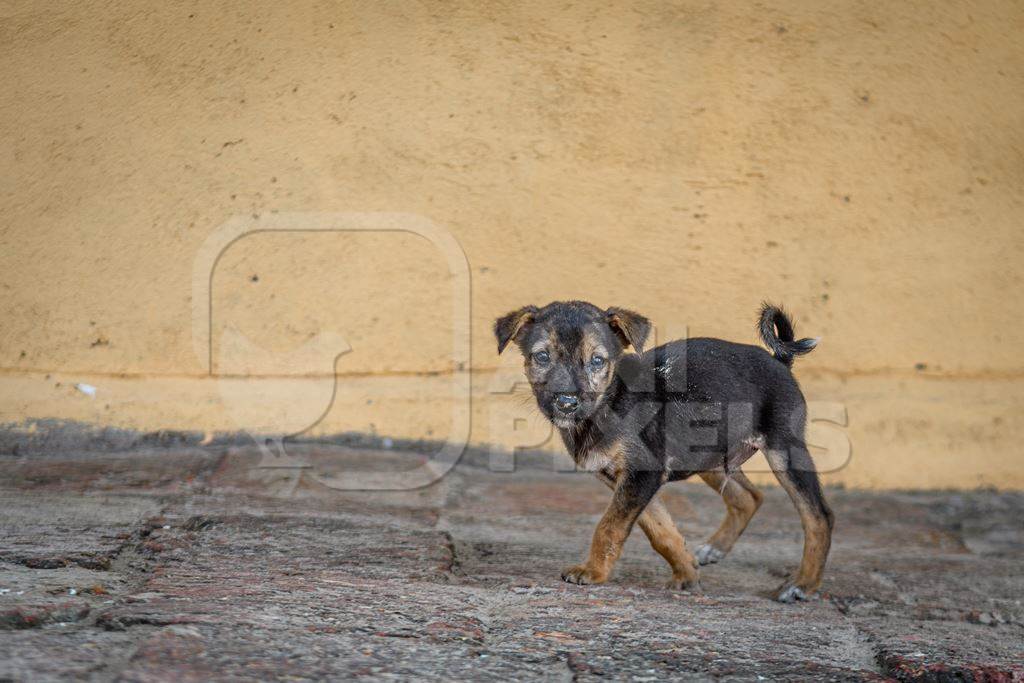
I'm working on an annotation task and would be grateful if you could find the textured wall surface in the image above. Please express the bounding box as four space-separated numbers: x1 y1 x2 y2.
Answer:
1 1 1022 487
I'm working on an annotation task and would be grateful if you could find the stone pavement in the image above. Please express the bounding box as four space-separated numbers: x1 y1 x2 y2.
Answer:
1 446 1022 681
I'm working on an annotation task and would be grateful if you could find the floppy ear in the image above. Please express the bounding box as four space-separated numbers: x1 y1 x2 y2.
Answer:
494 305 538 354
606 307 651 353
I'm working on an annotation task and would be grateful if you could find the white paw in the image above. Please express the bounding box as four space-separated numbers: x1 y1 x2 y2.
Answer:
695 544 726 566
774 583 809 603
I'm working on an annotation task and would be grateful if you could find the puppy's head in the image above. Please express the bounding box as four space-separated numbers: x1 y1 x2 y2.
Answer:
494 301 650 429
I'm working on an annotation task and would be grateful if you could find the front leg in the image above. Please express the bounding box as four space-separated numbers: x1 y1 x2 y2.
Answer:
561 468 663 586
594 471 699 589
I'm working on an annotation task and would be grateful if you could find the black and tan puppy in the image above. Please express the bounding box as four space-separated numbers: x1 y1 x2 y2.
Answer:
494 301 833 602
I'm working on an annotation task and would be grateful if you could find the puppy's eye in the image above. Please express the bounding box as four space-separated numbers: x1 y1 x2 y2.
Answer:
589 354 606 370
533 350 550 366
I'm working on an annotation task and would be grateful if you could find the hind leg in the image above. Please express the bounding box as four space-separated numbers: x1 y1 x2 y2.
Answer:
764 438 834 602
695 469 764 565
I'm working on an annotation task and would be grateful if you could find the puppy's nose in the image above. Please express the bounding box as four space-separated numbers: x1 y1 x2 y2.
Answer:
553 393 579 415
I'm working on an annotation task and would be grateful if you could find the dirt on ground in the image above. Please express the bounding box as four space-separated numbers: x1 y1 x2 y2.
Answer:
1 446 1021 681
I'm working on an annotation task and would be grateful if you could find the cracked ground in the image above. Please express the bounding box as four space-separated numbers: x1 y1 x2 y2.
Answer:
1 447 1022 681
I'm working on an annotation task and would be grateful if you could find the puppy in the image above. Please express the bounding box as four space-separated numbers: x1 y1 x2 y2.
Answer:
494 301 833 602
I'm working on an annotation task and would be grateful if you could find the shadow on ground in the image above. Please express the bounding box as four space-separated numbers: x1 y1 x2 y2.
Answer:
1 446 1022 681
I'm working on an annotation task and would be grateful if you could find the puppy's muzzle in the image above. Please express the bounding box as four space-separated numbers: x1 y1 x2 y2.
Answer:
553 393 580 416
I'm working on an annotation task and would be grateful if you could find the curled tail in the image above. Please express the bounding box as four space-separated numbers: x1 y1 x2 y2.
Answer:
758 303 818 368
